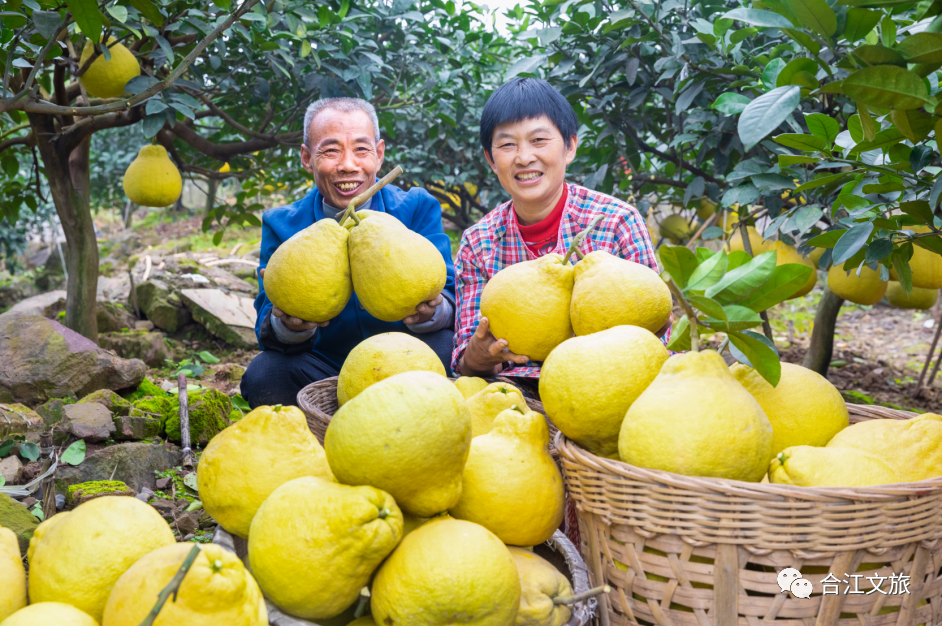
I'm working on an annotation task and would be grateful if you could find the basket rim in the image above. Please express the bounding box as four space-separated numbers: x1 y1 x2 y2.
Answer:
555 403 942 501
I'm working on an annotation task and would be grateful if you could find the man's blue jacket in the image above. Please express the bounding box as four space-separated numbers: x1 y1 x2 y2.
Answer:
254 183 456 370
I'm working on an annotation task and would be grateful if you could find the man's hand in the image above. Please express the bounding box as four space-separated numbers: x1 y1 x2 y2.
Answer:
459 317 529 376
403 294 444 325
260 269 330 331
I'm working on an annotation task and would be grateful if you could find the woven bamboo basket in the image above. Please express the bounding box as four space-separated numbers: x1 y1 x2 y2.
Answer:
213 526 596 625
297 376 556 447
556 404 942 626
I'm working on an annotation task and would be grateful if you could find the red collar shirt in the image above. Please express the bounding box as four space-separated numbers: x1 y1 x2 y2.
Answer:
452 183 672 378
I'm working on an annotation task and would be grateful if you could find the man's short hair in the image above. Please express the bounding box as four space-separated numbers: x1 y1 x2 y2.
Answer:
479 78 579 158
303 97 381 147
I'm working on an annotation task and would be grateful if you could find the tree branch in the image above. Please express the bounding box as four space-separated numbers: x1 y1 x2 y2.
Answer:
58 106 145 156
168 121 301 160
194 94 272 140
0 136 31 153
620 122 722 184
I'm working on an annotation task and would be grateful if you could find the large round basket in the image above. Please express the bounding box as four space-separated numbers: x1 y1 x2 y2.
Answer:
213 526 596 625
556 404 942 626
297 376 556 447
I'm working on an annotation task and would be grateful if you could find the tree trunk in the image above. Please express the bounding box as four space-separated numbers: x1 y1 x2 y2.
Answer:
802 287 844 376
204 178 218 215
28 113 99 343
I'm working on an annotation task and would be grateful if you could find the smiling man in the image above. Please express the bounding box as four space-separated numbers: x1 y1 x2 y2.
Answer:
241 97 455 408
453 78 670 389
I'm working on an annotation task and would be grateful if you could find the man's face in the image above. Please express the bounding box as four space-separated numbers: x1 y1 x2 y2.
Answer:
485 114 577 212
300 108 385 209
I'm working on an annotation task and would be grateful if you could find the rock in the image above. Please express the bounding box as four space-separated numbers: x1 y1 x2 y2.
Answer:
175 511 200 535
97 301 138 333
121 378 168 403
66 480 135 508
98 331 172 367
113 409 161 441
164 388 232 446
0 403 44 440
0 455 23 484
180 289 257 349
41 297 66 321
64 402 116 441
0 290 67 320
133 279 191 332
0 493 39 555
134 320 154 331
20 461 41 484
133 395 175 428
155 477 171 490
214 363 246 383
136 487 155 503
150 498 177 519
0 315 146 405
54 442 183 494
0 274 40 311
78 389 131 416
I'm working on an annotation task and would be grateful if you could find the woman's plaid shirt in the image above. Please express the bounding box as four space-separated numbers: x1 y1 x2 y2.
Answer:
452 183 672 378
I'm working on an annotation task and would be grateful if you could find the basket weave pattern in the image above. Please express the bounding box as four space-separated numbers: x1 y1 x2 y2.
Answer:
298 376 556 445
557 404 942 626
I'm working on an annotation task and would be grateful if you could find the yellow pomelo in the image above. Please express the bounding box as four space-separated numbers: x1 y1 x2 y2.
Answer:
646 222 659 246
769 445 899 487
79 38 141 99
402 511 432 538
889 226 942 289
697 198 716 221
807 246 825 268
123 145 182 208
325 371 471 517
450 407 564 547
101 543 267 626
827 265 887 305
248 476 402 620
570 250 672 336
886 281 938 309
541 326 668 458
508 547 573 626
826 414 942 482
731 362 848 456
197 404 334 539
619 350 773 482
371 517 521 626
347 618 378 626
481 253 573 361
717 210 739 233
455 376 489 399
348 211 447 322
263 220 352 323
726 225 771 256
0 528 26 621
466 382 527 437
27 496 174 622
658 214 693 244
0 603 98 626
337 332 446 406
771 242 817 298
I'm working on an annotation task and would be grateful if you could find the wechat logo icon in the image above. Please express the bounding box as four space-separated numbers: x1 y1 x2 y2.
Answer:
777 568 812 598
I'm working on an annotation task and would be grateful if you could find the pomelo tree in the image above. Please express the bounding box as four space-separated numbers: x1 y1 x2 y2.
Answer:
509 0 942 375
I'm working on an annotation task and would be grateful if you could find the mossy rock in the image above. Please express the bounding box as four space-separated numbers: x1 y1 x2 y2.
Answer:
122 378 168 402
0 493 39 556
66 480 135 508
133 396 176 426
164 388 232 446
79 388 132 416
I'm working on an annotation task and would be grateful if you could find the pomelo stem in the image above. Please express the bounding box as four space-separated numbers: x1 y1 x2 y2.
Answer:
353 587 371 618
664 277 699 352
510 404 526 414
563 214 605 265
339 165 404 227
554 584 611 605
139 544 201 626
272 404 282 412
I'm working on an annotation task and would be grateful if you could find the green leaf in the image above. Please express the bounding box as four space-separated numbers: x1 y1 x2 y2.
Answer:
914 233 942 255
842 8 881 42
666 315 692 351
183 472 198 492
891 248 913 292
773 133 827 151
659 246 700 289
686 250 729 291
781 28 823 55
0 439 14 457
740 263 816 311
851 45 908 67
762 58 787 88
864 237 894 262
722 8 795 27
20 442 39 462
33 10 62 39
211 0 231 8
66 0 103 42
186 500 203 512
897 32 942 63
849 127 905 154
881 15 897 47
910 145 934 172
794 172 852 192
739 86 802 151
804 113 841 143
730 27 759 44
705 305 763 331
890 108 934 143
62 440 86 466
728 330 782 386
862 182 905 193
689 295 727 320
751 174 795 191
776 58 819 88
843 65 929 111
727 250 754 271
142 114 166 139
779 155 821 165
198 350 220 364
808 229 847 248
832 221 874 264
713 92 752 115
705 251 778 304
127 0 163 26
106 5 128 23
231 394 251 411
783 0 837 36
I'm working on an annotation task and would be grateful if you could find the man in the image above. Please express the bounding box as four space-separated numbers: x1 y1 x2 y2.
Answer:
453 78 670 387
242 97 455 408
